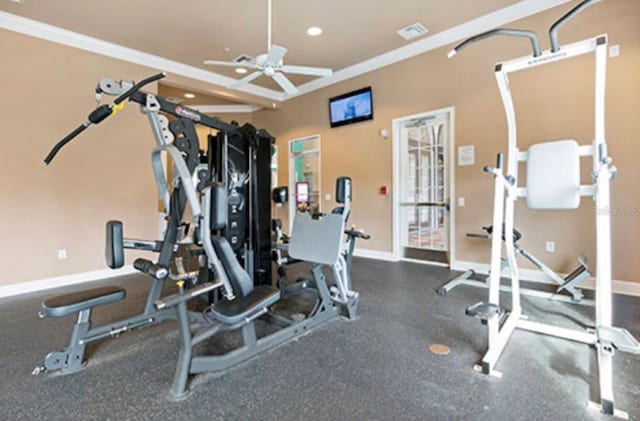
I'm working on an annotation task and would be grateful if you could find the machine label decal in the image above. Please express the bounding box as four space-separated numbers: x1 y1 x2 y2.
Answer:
175 106 202 122
527 51 567 66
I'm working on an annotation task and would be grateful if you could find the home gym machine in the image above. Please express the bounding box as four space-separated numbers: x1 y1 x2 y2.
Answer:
33 74 273 374
438 225 592 305
158 175 365 398
448 0 639 417
35 72 366 398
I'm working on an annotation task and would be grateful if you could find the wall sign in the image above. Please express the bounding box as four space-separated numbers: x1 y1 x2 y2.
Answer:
458 145 475 166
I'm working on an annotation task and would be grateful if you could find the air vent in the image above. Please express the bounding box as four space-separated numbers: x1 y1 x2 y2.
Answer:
233 54 255 64
397 23 428 41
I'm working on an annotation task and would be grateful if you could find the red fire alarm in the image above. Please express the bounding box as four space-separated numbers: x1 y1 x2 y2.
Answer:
380 186 388 195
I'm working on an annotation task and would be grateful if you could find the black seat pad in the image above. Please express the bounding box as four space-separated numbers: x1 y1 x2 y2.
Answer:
211 286 280 325
42 286 126 318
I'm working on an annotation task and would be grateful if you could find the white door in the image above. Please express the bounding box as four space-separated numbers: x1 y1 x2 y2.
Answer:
396 111 452 263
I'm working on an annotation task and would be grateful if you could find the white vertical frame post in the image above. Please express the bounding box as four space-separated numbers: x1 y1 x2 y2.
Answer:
593 35 615 415
495 66 522 314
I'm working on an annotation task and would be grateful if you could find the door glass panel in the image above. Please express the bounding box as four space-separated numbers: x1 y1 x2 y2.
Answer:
400 117 448 252
290 136 321 217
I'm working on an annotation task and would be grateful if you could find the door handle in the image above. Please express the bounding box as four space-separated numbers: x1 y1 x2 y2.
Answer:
400 201 448 208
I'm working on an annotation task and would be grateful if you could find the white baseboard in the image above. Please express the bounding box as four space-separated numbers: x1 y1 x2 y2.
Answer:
0 266 138 299
451 259 640 298
353 248 396 262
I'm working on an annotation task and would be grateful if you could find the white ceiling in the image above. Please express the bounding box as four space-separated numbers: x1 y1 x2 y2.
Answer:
0 0 573 103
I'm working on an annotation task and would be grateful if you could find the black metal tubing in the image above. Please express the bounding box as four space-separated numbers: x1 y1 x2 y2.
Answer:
450 28 542 58
44 72 166 165
113 72 166 104
44 123 89 165
127 91 239 133
550 0 602 52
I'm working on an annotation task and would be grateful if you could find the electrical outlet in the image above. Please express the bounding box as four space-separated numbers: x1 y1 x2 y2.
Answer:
58 249 67 260
458 197 465 207
325 193 332 202
545 241 555 253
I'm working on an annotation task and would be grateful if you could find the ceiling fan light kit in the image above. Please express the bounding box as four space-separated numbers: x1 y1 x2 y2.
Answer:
203 0 332 95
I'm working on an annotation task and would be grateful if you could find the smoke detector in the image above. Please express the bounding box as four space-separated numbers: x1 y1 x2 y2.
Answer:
397 23 428 41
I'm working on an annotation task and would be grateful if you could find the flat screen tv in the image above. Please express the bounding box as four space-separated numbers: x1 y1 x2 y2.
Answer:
329 87 373 128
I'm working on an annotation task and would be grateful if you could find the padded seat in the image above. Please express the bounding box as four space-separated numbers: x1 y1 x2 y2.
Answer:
211 286 280 325
42 286 126 318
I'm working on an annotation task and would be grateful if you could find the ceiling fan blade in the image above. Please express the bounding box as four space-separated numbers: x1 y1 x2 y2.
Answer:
203 60 256 68
266 45 288 65
272 72 298 95
280 65 333 77
229 71 263 89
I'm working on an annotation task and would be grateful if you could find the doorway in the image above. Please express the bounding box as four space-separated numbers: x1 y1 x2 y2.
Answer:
392 108 455 265
288 135 321 228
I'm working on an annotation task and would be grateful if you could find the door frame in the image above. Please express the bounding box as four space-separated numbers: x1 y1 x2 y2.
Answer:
288 134 322 231
392 107 456 265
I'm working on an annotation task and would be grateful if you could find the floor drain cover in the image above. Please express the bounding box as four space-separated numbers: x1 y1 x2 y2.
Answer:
429 344 450 356
291 313 306 322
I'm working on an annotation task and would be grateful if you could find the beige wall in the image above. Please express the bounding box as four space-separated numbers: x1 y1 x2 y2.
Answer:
0 31 257 287
253 1 640 282
2 1 638 287
0 29 161 285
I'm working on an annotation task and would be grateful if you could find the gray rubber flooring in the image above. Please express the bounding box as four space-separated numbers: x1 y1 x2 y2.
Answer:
1 257 639 420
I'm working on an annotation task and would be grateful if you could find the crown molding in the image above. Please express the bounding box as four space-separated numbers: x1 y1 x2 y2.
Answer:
0 11 285 102
1 0 571 103
290 0 572 98
190 104 262 114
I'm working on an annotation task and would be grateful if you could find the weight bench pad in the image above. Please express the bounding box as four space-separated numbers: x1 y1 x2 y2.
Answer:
211 286 280 325
42 286 126 318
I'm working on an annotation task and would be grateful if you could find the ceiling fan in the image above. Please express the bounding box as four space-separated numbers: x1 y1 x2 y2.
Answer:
203 0 332 95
